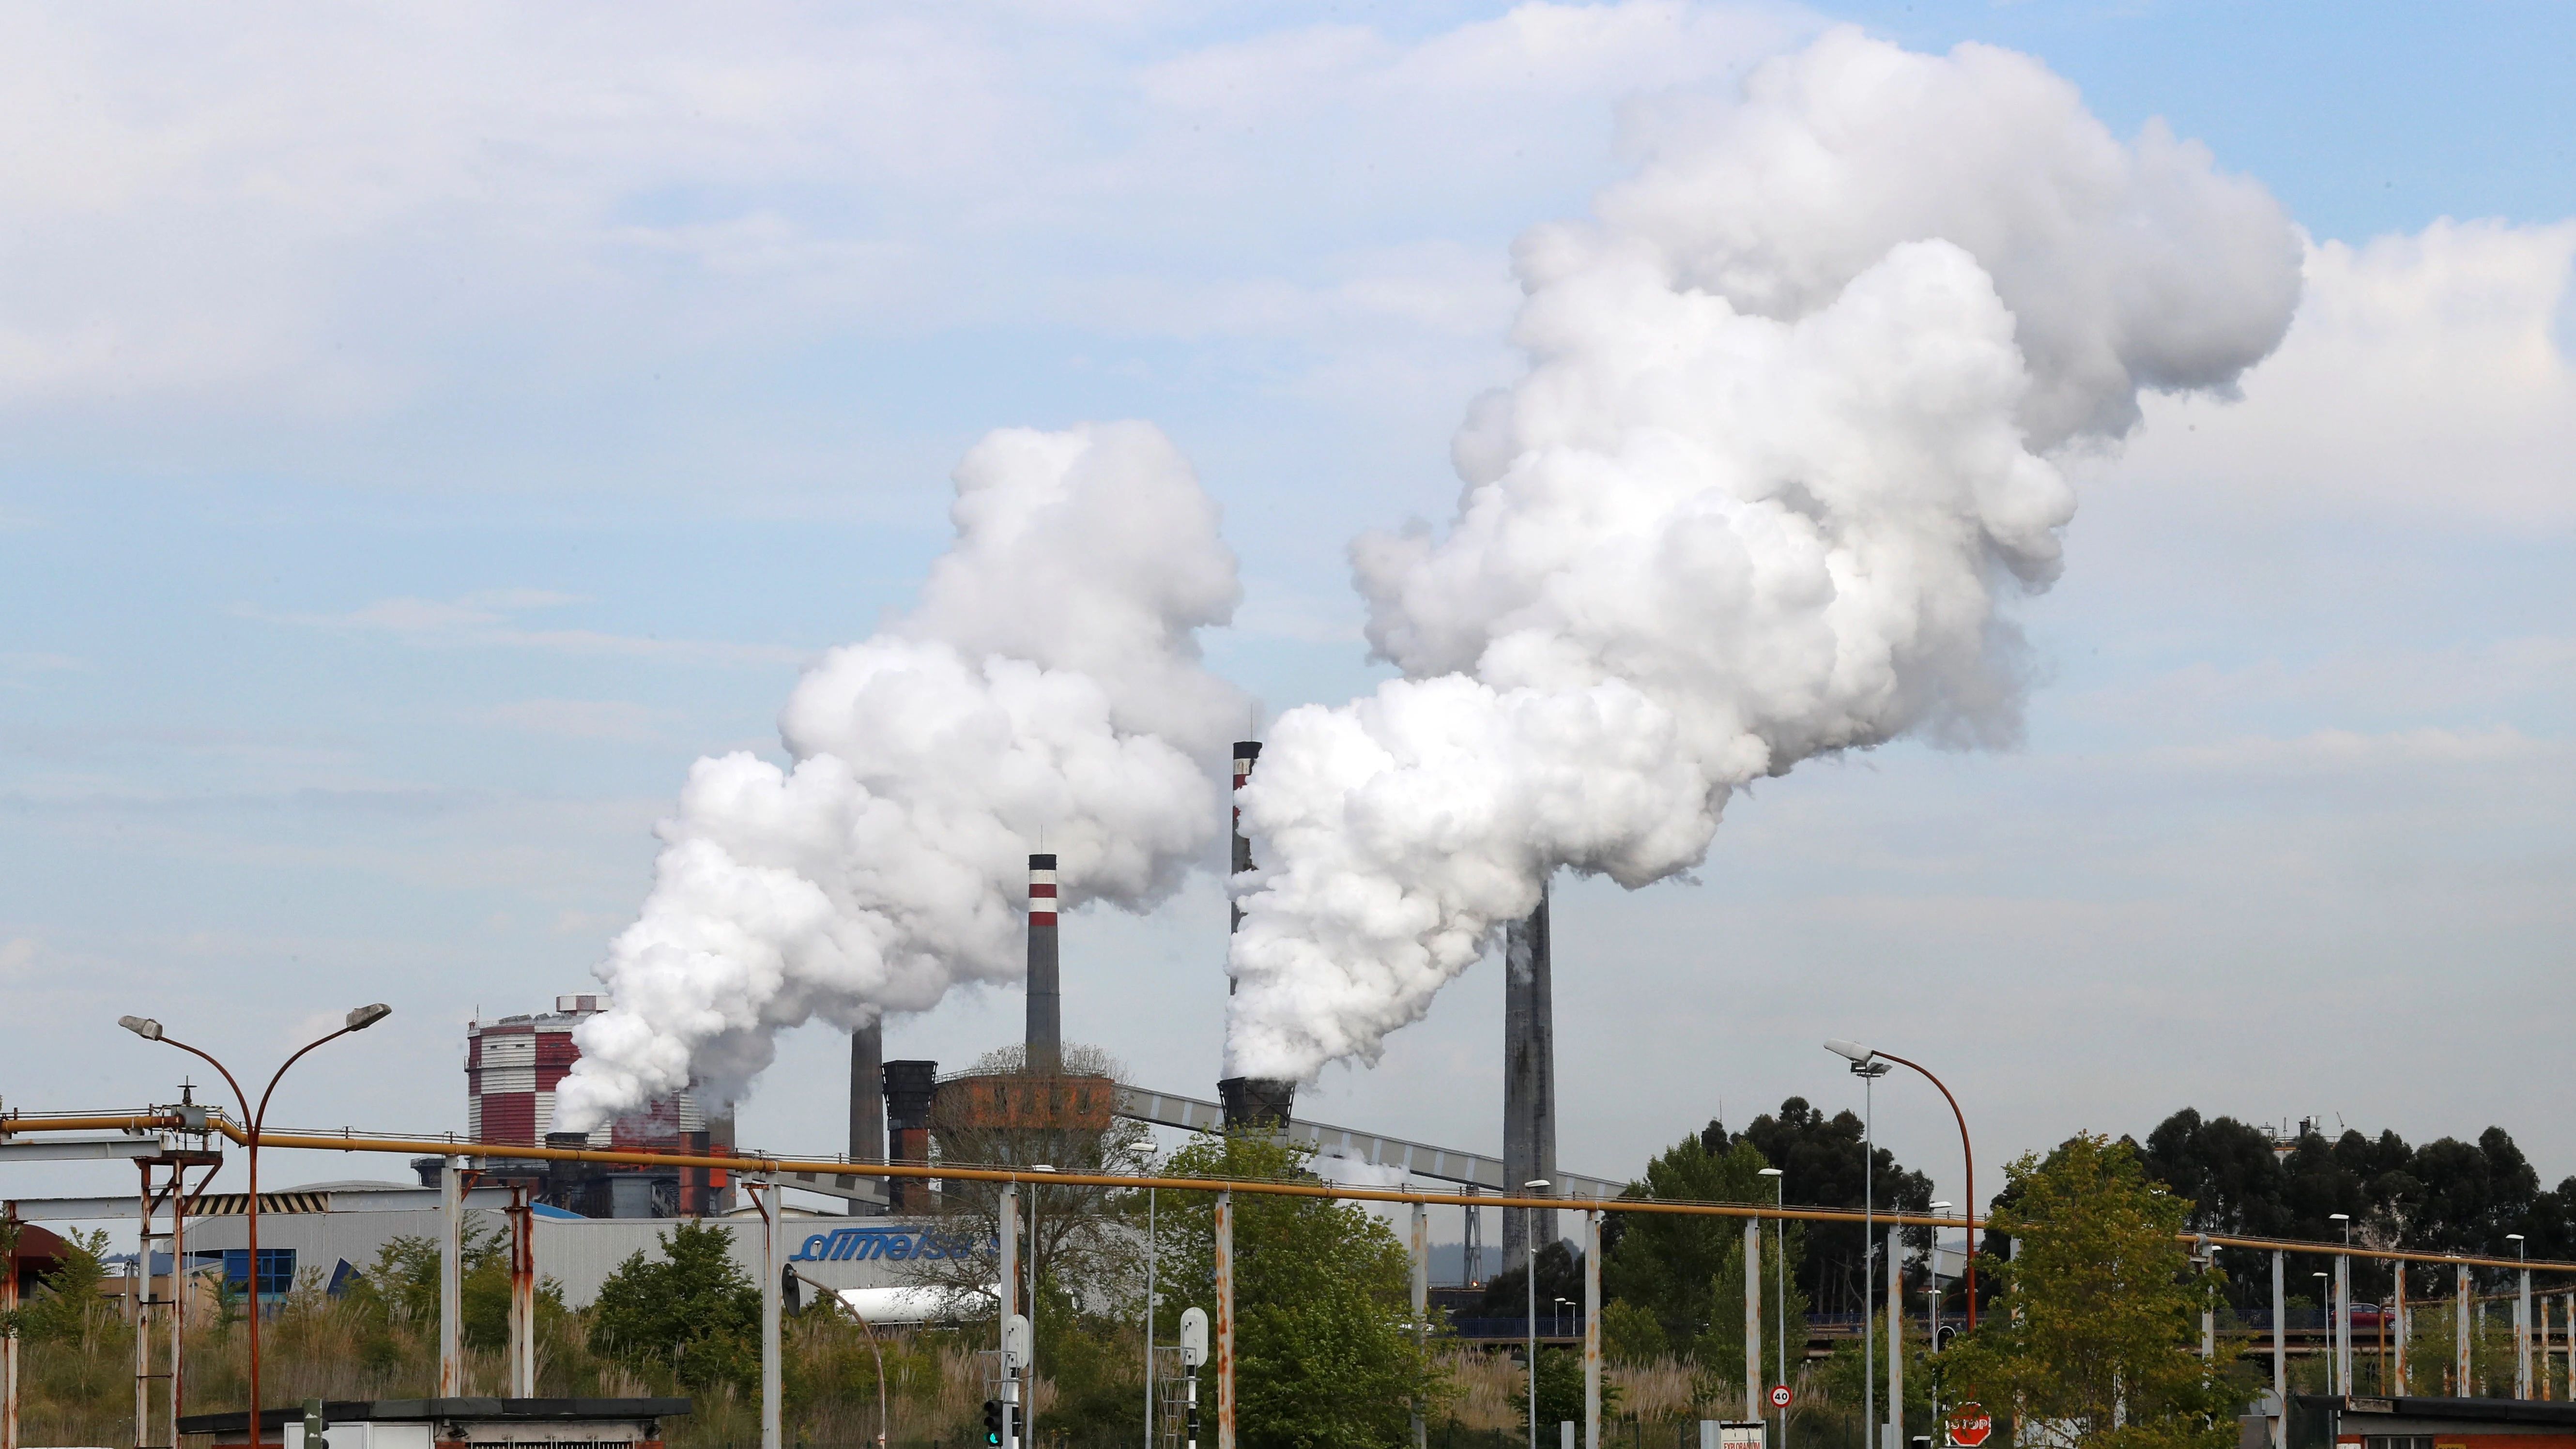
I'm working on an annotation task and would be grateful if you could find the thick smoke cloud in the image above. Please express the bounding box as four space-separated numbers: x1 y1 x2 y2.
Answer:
556 422 1245 1129
1222 30 2303 1081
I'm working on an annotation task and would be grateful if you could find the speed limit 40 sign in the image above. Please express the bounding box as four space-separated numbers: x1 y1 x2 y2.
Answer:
1767 1386 1792 1410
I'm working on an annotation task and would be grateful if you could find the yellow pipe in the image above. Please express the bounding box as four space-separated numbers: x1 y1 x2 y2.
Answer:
10 1109 2571 1273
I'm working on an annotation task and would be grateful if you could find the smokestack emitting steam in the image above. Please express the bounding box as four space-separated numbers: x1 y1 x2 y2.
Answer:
1026 853 1060 1075
850 1018 883 1210
1220 740 1297 1127
553 423 1247 1129
1219 30 2302 1083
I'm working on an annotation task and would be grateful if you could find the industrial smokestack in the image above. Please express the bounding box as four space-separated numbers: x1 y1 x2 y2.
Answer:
1222 741 1296 1125
1502 884 1557 1263
1026 852 1060 1076
849 1018 884 1216
1229 742 1260 942
1218 1076 1295 1129
883 1059 938 1213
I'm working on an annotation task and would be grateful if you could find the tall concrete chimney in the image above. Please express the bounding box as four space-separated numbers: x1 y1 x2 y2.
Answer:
849 1018 885 1215
1221 741 1296 1125
1026 852 1060 1076
1502 882 1557 1265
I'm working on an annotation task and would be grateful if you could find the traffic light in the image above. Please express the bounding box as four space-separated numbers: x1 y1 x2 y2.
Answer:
983 1400 1005 1446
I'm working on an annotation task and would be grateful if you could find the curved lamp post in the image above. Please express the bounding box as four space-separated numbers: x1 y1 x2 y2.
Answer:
120 1004 391 1449
1825 1040 1978 1329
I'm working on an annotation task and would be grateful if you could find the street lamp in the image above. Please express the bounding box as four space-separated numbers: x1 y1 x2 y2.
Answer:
1524 1178 1550 1449
1760 1166 1786 1448
1825 1039 1978 1329
1555 1296 1571 1339
2510 1234 2530 1399
1825 1042 1893 1449
119 1003 391 1449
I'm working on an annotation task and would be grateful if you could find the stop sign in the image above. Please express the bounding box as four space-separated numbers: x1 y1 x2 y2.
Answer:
1947 1403 1993 1449
1768 1386 1792 1409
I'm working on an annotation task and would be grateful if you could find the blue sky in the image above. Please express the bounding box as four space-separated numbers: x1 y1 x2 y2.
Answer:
2 1 2570 1223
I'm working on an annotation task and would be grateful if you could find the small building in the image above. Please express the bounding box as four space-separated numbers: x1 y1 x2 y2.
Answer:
2293 1393 2576 1449
180 1397 689 1449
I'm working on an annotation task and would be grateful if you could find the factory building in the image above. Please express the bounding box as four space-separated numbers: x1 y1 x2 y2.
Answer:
454 995 736 1218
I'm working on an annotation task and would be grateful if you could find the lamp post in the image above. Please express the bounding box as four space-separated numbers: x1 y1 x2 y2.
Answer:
1525 1178 1550 1449
2332 1213 2352 1395
2511 1234 2530 1399
2315 1269 2331 1371
1825 1040 1977 1330
1760 1168 1785 1449
1825 1042 1892 1449
118 1004 391 1449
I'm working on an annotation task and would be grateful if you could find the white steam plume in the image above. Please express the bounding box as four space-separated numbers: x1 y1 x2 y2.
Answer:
556 422 1245 1129
1222 30 2302 1081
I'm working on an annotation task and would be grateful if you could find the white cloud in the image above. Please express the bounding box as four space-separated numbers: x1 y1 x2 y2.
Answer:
0 2 1815 425
2105 219 2576 525
242 594 807 668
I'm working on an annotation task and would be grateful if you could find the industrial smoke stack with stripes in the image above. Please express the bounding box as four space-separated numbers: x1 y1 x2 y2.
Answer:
1219 741 1295 1129
1026 852 1060 1076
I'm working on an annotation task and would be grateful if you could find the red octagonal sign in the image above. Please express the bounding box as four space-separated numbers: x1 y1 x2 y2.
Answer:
1947 1403 1993 1449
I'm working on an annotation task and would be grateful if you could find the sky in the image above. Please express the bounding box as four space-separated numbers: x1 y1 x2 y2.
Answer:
2 1 2571 1237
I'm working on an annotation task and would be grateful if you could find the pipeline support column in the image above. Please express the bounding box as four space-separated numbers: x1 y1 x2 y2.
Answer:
1216 1190 1236 1449
1585 1210 1601 1449
507 1184 536 1396
1412 1203 1430 1449
2270 1251 2285 1448
2458 1264 2473 1395
1743 1218 1761 1427
440 1156 464 1397
759 1178 782 1449
1887 1226 1903 1449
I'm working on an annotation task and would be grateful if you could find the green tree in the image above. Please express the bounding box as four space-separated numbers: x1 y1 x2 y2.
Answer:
1690 1219 1810 1384
1943 1134 2241 1449
1153 1130 1448 1449
1602 1131 1777 1350
15 1228 114 1345
590 1220 761 1393
1597 1300 1670 1366
1517 1346 1615 1434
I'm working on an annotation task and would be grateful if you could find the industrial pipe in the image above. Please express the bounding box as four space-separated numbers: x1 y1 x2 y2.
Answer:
9 1110 2576 1272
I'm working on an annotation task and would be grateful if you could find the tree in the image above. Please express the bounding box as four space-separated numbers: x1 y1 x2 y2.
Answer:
590 1219 761 1393
1480 1241 1586 1318
2136 1109 2576 1307
1602 1130 1777 1348
1518 1346 1616 1434
1690 1219 1810 1386
1598 1300 1671 1366
905 1042 1157 1319
1943 1134 2240 1449
1733 1102 1933 1318
1152 1130 1446 1449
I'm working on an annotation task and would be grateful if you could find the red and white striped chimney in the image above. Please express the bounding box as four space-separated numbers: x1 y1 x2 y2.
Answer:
1025 852 1060 1075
